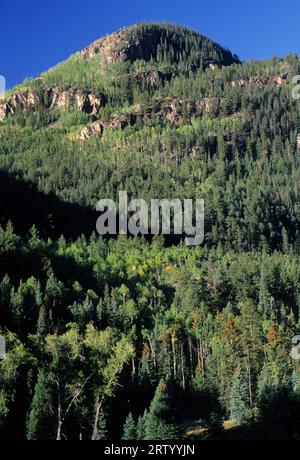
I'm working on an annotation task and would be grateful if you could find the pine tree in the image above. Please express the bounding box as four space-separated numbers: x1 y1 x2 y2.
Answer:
136 410 148 440
281 227 290 254
256 355 297 439
229 367 251 425
122 412 137 440
26 370 54 440
144 381 180 440
37 305 48 336
96 408 108 440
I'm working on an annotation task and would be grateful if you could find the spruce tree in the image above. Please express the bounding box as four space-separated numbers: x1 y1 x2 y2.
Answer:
96 408 108 440
136 410 148 440
229 367 251 425
37 305 48 336
26 370 54 440
144 380 180 440
122 412 137 440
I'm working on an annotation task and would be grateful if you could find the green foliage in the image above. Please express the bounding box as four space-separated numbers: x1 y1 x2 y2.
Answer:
96 408 108 440
229 367 252 425
59 110 90 128
144 380 180 440
26 370 54 440
122 412 137 440
0 228 300 438
0 23 300 440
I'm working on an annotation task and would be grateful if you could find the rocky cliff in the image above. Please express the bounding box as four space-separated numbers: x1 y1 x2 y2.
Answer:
0 87 106 121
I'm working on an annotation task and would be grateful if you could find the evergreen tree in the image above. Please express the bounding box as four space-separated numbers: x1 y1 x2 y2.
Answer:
122 412 137 440
96 408 108 440
136 410 148 440
229 367 251 425
144 381 180 440
37 305 48 336
26 370 54 440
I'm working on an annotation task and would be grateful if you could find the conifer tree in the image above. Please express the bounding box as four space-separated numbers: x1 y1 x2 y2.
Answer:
96 408 108 440
136 410 148 440
144 380 180 440
122 412 137 440
37 305 48 336
229 367 251 425
26 370 54 440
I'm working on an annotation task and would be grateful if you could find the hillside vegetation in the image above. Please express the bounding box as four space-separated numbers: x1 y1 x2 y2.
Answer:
0 23 300 440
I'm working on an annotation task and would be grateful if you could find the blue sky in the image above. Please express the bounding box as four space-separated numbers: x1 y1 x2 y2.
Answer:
1 0 299 89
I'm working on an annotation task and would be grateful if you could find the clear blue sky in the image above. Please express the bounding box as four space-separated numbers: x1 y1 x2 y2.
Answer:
1 0 299 89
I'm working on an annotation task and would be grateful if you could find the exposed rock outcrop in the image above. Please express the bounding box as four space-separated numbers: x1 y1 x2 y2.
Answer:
231 74 288 88
77 114 137 140
0 91 41 120
0 87 106 121
77 121 104 140
80 30 128 62
47 88 105 115
77 97 218 140
135 69 173 89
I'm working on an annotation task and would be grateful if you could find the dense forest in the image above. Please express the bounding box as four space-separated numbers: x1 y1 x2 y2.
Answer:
1 23 300 440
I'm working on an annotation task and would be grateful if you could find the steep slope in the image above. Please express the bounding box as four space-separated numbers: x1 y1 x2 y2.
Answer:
80 22 239 67
0 23 299 251
0 23 239 122
2 22 300 442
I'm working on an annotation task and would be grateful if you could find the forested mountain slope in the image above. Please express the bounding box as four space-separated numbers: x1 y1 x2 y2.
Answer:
0 23 300 440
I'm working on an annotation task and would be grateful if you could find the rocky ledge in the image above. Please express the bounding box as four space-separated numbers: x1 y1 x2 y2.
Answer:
231 74 288 88
0 87 106 122
77 97 217 140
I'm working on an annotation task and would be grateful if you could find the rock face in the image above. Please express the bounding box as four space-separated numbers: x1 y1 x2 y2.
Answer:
80 30 130 63
135 70 173 89
81 27 184 64
0 91 41 120
0 88 106 121
77 115 137 140
80 27 182 64
77 121 104 140
231 74 288 88
77 97 216 140
47 88 105 115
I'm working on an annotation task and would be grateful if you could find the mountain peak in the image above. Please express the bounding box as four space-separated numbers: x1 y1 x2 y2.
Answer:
80 22 239 69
